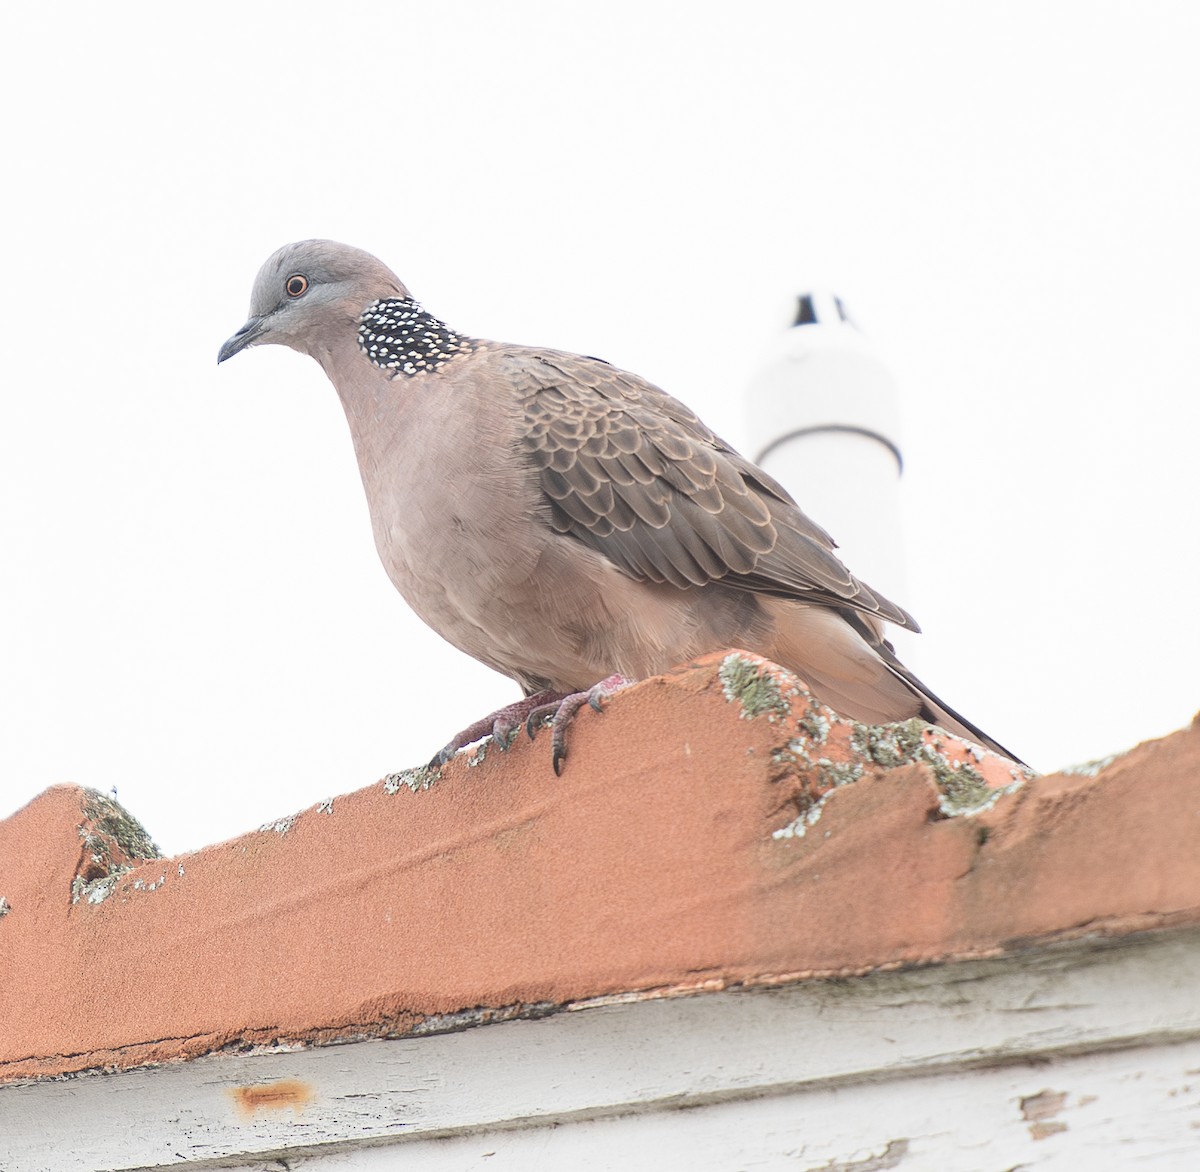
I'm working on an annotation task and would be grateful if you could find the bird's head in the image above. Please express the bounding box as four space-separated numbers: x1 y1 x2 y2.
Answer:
218 239 410 364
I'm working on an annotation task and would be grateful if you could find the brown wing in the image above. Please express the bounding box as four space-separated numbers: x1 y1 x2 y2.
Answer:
509 348 918 631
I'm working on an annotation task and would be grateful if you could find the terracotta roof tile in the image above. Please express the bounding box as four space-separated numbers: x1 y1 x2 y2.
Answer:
2 652 1197 1083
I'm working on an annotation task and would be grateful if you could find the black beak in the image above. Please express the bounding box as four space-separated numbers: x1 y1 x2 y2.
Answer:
218 315 269 364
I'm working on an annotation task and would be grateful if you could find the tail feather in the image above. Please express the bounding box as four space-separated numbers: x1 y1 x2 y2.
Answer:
875 642 1025 765
765 599 1024 766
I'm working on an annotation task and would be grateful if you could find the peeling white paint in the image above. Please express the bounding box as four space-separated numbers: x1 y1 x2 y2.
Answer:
4 931 1199 1170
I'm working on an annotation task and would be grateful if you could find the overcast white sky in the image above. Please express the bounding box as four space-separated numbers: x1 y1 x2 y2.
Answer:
2 3 1197 855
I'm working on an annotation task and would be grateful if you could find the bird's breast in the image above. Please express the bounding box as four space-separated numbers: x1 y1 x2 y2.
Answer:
339 374 547 628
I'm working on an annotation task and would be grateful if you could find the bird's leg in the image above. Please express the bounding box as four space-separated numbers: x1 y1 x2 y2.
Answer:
524 674 635 775
431 691 568 766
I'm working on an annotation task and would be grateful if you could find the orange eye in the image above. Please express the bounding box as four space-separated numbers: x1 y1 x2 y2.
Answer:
285 274 309 298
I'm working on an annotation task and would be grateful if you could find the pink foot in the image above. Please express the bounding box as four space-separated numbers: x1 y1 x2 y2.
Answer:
524 674 635 775
431 691 567 767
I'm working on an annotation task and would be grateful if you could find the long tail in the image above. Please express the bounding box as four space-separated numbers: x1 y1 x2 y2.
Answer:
764 599 1025 765
873 637 1024 764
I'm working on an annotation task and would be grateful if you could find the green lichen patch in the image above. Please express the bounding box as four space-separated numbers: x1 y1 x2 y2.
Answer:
383 765 441 795
770 690 831 771
850 719 928 768
79 790 160 867
770 709 1030 842
848 720 1025 817
815 757 865 789
930 760 993 816
798 709 831 746
73 790 160 904
939 771 1025 817
719 653 794 721
914 742 1026 817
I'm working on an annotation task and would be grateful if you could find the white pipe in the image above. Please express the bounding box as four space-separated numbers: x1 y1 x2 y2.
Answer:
745 292 916 657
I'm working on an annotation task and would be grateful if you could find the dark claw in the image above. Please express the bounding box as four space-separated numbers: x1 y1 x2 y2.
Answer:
524 704 555 740
435 691 566 762
437 679 633 774
492 721 517 751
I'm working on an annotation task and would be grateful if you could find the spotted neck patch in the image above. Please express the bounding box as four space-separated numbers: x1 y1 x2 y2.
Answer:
357 298 474 376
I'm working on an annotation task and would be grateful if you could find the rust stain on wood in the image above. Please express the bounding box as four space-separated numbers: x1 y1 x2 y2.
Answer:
230 1077 314 1116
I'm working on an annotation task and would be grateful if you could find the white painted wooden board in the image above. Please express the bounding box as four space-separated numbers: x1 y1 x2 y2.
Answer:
3 932 1199 1171
241 1039 1200 1171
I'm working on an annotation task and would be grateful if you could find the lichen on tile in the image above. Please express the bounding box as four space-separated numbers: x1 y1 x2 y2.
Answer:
772 795 833 840
718 653 796 721
383 765 441 795
70 790 161 905
850 720 1026 816
71 870 128 906
797 709 831 746
769 703 1032 841
850 718 928 767
79 790 160 867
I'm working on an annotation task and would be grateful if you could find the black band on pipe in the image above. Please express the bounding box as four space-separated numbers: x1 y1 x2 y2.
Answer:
753 425 903 474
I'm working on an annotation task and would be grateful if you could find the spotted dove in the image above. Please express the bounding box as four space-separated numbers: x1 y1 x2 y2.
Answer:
219 240 1020 768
